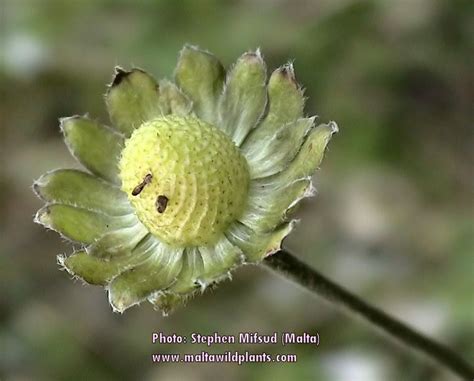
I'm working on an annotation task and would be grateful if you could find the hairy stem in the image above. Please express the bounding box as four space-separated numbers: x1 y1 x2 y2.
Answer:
263 249 473 380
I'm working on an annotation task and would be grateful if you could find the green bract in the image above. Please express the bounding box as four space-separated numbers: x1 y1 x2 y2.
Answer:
33 46 337 314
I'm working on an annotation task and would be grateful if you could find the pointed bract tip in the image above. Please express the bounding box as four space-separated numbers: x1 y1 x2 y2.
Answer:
179 44 214 58
108 292 127 314
328 121 339 134
307 115 319 125
58 115 83 134
304 182 317 198
34 206 50 226
182 43 201 51
56 253 66 268
32 169 56 196
111 304 125 314
242 48 263 62
280 62 296 81
32 180 42 199
195 279 207 293
110 66 129 87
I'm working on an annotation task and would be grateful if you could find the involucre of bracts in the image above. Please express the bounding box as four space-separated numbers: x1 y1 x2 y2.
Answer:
33 45 337 315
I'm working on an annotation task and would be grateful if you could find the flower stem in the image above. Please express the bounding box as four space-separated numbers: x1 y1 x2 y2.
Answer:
263 249 473 380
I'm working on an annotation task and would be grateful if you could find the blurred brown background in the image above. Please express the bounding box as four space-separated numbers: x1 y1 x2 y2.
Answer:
1 0 473 380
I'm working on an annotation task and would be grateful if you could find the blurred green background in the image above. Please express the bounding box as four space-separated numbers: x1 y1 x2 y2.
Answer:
1 0 473 380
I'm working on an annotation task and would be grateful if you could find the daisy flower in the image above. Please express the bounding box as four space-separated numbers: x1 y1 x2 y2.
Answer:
33 45 337 314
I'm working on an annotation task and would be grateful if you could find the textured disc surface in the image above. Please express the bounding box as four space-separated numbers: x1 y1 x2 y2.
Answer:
119 116 249 247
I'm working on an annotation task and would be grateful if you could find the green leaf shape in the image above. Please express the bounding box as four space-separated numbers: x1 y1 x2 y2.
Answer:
260 121 338 187
218 50 267 146
197 236 244 285
34 204 135 244
149 247 203 315
225 221 295 263
108 243 184 313
59 234 156 286
61 116 124 184
161 247 203 294
105 67 162 137
239 178 311 233
86 222 149 259
242 63 305 156
149 239 242 315
158 80 192 116
238 121 337 234
245 117 315 179
33 169 132 216
174 45 225 125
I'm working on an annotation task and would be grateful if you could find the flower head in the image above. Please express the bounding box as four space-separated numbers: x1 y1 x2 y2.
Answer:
33 46 337 314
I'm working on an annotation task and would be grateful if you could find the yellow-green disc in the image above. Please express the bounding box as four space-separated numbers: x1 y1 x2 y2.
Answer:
119 116 249 247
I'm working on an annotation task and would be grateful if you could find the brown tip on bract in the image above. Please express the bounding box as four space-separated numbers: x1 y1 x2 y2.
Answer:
279 64 297 86
243 51 258 59
241 48 263 63
110 67 130 87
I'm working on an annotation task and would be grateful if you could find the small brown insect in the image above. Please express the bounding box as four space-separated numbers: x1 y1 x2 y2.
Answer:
156 195 169 213
131 173 153 196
